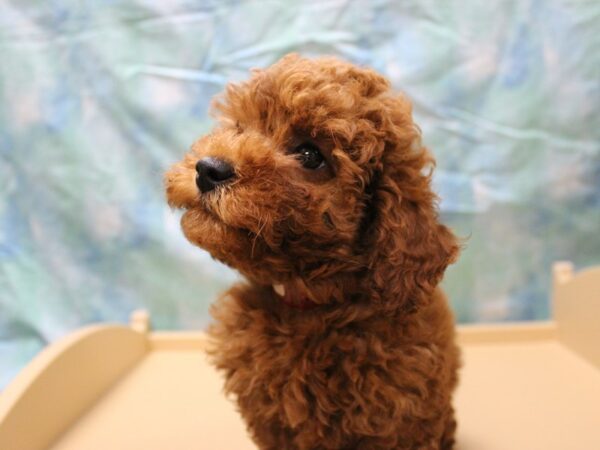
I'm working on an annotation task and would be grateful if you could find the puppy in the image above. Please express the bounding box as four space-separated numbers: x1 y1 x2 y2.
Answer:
165 54 460 450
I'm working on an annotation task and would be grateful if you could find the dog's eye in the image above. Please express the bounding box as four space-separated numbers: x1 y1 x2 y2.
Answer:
293 143 325 170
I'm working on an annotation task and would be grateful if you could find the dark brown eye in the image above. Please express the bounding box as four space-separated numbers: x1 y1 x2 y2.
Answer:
294 143 324 169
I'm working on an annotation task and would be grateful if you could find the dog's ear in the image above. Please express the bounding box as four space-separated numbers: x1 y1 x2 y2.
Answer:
363 95 459 312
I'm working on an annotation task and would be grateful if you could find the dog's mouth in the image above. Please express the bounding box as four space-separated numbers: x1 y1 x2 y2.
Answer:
181 195 278 263
185 197 252 239
197 199 226 225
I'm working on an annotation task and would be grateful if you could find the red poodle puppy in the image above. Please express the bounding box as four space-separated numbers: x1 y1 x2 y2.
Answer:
166 54 460 450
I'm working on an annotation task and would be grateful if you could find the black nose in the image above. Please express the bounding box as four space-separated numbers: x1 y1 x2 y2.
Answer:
195 157 235 193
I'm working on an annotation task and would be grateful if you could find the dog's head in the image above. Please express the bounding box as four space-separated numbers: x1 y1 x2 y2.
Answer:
165 54 458 309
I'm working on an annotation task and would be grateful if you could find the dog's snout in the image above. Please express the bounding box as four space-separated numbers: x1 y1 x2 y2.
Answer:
195 157 235 193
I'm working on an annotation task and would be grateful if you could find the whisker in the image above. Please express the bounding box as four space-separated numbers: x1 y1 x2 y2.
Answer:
251 213 268 258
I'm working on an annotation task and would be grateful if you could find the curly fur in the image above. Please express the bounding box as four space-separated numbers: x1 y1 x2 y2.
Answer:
165 54 461 450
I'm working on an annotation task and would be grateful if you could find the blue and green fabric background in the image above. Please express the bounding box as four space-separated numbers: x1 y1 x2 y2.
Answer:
1 0 599 387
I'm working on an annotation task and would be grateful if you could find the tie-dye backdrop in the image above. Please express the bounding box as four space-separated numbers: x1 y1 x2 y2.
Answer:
1 0 599 387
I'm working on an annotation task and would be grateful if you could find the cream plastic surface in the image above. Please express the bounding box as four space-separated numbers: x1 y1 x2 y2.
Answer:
0 261 599 449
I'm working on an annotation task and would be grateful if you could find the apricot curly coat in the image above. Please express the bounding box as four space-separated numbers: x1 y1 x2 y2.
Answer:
166 54 461 450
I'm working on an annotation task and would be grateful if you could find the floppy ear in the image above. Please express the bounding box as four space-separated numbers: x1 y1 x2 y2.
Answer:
364 96 459 312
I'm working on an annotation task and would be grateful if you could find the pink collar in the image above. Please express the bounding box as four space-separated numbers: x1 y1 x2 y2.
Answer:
272 283 318 310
